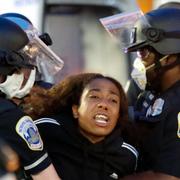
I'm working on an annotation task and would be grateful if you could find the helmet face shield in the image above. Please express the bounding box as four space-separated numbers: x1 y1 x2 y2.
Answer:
101 8 180 55
2 13 64 76
21 29 64 76
100 10 150 53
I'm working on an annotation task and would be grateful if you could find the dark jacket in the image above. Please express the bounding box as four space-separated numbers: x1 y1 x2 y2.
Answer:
0 97 51 175
136 80 180 178
35 113 138 180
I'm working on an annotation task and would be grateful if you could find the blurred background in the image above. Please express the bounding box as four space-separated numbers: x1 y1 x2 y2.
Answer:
0 0 179 87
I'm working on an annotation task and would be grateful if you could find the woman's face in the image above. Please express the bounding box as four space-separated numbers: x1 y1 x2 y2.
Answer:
72 78 121 143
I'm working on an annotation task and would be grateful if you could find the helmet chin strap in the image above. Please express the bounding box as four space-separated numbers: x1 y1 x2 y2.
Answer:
146 54 180 73
145 54 180 92
145 55 169 72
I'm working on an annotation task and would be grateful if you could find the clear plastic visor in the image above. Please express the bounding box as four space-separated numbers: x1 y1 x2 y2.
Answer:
100 10 150 53
21 29 64 75
4 15 64 75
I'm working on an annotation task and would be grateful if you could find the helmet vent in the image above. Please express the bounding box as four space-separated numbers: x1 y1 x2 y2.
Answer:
142 27 165 42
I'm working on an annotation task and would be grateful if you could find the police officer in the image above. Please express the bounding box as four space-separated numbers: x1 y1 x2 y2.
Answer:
0 12 63 88
0 17 60 179
119 8 180 180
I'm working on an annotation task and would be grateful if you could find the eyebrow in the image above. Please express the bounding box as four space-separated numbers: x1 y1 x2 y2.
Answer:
88 88 120 97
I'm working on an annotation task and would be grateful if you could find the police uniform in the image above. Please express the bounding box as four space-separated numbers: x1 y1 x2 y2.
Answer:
34 112 138 180
0 97 51 175
136 80 180 177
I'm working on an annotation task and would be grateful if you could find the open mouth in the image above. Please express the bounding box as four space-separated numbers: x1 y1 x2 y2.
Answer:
94 114 109 127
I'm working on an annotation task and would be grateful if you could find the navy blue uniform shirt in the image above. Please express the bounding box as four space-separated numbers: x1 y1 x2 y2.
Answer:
35 113 138 180
136 80 180 178
0 97 51 175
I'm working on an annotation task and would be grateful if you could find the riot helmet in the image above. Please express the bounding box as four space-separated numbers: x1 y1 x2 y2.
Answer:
101 8 180 92
1 12 64 83
1 13 32 31
0 16 38 99
1 13 52 46
0 16 28 52
126 8 180 55
126 8 180 92
0 17 33 76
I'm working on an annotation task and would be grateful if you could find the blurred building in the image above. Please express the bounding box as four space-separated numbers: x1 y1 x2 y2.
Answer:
43 0 139 86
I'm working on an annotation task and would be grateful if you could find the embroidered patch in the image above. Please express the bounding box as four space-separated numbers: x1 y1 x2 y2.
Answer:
146 98 164 117
16 116 43 151
177 112 180 138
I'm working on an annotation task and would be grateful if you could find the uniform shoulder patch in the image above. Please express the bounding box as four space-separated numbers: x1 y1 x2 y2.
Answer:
177 112 180 138
146 98 164 117
16 116 43 151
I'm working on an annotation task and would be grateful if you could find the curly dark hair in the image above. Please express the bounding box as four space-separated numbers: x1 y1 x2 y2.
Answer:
22 73 128 128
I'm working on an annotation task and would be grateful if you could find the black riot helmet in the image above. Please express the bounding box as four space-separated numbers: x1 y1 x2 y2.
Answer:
1 12 52 46
0 12 64 75
126 8 180 55
1 13 32 29
0 16 28 51
0 17 34 76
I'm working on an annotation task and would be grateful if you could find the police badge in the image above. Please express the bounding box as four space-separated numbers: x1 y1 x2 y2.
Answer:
16 116 43 151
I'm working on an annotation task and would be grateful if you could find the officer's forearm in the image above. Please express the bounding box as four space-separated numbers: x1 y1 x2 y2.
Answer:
121 171 180 180
32 164 61 180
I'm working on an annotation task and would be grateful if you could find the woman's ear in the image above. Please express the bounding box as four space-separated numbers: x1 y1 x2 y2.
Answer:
72 105 79 119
